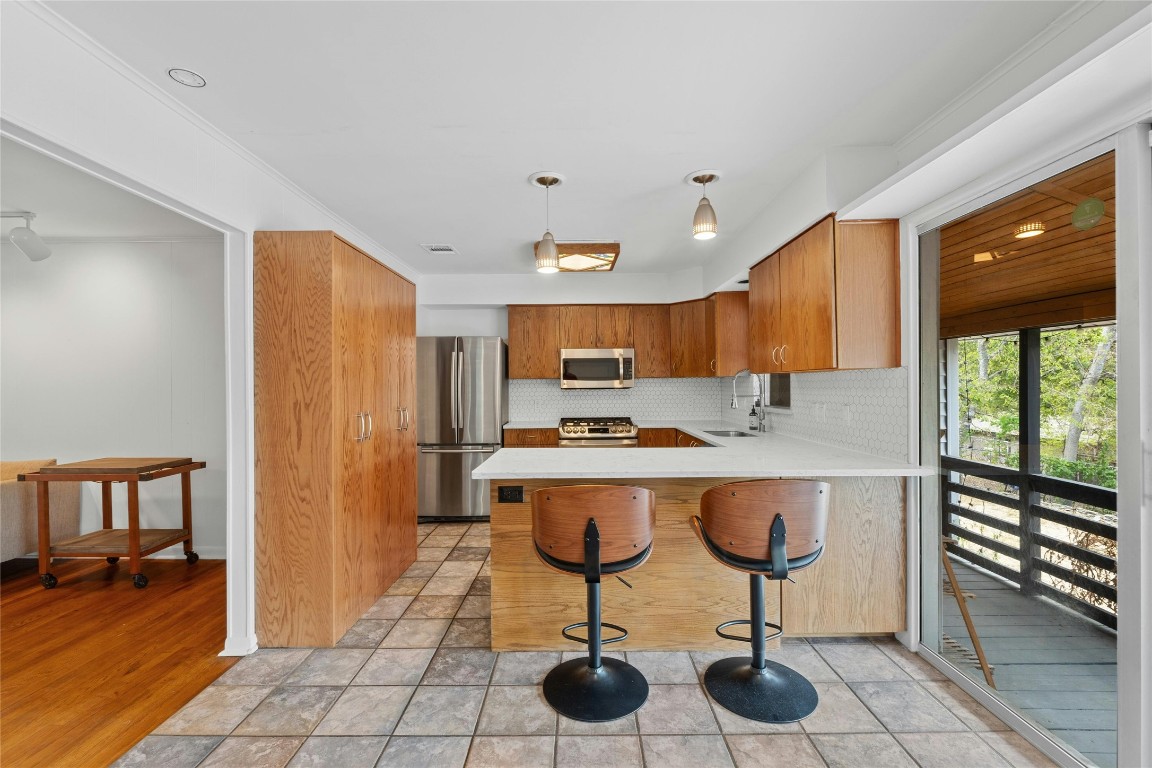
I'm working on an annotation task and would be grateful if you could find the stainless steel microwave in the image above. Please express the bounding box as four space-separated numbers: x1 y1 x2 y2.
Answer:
560 348 635 389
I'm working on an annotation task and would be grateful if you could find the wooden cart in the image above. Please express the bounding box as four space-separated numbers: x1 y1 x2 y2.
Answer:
18 457 205 589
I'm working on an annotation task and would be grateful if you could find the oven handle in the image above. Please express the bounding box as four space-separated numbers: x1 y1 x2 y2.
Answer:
419 446 497 454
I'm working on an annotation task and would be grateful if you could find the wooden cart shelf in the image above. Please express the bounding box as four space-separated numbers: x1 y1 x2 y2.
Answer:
18 457 205 589
50 528 191 558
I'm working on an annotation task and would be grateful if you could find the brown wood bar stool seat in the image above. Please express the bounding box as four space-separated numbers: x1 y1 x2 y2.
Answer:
532 484 656 722
691 479 830 723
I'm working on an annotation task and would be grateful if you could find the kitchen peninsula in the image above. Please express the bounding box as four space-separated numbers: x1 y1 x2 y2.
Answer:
474 424 932 651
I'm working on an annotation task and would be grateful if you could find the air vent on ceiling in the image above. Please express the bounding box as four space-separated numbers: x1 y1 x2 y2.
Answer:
420 243 460 256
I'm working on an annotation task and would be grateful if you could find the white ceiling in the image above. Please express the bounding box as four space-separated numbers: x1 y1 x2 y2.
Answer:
0 137 219 241
33 1 1136 274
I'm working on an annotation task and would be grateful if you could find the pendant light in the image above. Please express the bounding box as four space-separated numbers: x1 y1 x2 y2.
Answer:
2 211 51 261
530 172 564 273
687 171 720 240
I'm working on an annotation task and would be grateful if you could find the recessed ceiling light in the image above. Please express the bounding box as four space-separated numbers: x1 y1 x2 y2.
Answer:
168 68 206 88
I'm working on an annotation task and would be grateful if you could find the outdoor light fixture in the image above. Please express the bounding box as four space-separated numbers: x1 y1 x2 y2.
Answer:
1014 221 1045 239
529 172 564 274
686 170 720 240
2 211 51 261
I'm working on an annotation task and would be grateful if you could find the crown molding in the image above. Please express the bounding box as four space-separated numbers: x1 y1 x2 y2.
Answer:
37 235 224 245
10 1 418 279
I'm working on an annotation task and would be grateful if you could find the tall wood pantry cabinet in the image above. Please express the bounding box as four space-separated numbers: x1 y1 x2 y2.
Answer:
254 231 417 647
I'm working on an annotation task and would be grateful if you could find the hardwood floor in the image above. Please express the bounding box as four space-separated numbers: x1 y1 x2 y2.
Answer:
1 558 235 767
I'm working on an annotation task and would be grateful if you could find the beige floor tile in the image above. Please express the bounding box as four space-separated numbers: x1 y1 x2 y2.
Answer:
476 685 557 735
376 735 471 768
111 735 223 768
402 595 464 619
416 547 452 563
455 595 491 618
420 648 498 686
200 736 304 768
810 733 917 768
364 596 415 620
379 619 452 649
394 686 486 736
285 735 388 767
725 734 825 768
920 679 1011 731
214 650 311 686
233 686 343 736
798 683 885 734
555 735 643 768
896 732 1012 767
636 684 720 735
812 643 912 683
420 575 475 596
465 735 555 767
351 648 436 686
640 735 735 768
625 652 698 684
282 650 372 687
849 681 968 733
312 685 414 736
403 561 442 579
336 620 396 648
978 732 1061 768
435 561 484 580
557 713 639 736
154 686 274 735
491 652 562 685
386 578 429 596
441 618 491 647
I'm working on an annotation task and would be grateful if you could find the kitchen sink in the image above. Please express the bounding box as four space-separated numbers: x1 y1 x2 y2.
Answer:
703 430 757 437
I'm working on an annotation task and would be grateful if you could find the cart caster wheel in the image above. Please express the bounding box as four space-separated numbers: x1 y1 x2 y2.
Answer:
185 551 199 564
132 574 149 589
106 557 120 564
40 573 58 589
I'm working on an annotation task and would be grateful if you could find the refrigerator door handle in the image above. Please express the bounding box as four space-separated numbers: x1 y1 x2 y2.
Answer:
419 446 496 454
455 337 465 444
449 346 459 431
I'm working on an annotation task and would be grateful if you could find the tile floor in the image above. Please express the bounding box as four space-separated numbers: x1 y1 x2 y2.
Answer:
115 523 1058 768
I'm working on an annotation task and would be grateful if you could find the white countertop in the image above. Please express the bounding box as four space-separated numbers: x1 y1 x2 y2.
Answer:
478 420 930 479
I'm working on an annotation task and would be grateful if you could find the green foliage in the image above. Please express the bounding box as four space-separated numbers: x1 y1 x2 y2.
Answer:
954 326 1117 487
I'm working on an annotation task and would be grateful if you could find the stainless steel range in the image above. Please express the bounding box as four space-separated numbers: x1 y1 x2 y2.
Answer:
559 416 638 447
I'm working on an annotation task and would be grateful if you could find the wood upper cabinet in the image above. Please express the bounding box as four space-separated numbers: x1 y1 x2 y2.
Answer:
670 293 749 377
632 305 671 378
508 305 560 379
749 216 899 373
255 231 416 647
559 305 633 349
504 428 559 447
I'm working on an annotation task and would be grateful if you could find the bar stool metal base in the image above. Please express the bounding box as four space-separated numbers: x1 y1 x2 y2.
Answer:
543 656 649 722
704 656 819 723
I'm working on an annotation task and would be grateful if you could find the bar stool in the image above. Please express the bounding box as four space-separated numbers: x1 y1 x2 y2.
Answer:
690 479 830 723
532 484 656 722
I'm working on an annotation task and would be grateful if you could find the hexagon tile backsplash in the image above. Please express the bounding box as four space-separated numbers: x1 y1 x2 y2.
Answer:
509 367 911 463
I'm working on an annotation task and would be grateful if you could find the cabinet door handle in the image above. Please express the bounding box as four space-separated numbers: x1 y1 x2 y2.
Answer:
710 359 716 372
403 407 410 431
354 412 366 442
365 411 373 440
771 347 779 365
396 407 405 431
780 345 788 364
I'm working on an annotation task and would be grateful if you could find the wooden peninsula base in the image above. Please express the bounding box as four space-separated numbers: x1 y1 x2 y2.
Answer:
489 476 905 651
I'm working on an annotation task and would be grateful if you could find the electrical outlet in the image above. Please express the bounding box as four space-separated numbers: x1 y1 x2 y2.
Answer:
497 485 524 503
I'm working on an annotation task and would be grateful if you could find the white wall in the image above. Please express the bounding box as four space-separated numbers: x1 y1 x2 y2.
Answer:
417 306 507 338
1 239 228 557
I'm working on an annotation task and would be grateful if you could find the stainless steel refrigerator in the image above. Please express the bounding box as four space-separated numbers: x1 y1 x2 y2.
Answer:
416 336 508 520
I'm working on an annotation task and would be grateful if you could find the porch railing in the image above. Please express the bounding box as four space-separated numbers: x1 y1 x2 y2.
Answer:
941 455 1117 630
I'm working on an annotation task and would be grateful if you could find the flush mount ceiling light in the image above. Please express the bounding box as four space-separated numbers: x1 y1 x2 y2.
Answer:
532 241 621 272
686 170 720 240
168 68 206 88
2 211 51 261
529 172 565 273
1014 221 1045 239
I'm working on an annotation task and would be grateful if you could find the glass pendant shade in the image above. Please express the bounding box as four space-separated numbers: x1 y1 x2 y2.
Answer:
693 196 718 240
536 231 560 273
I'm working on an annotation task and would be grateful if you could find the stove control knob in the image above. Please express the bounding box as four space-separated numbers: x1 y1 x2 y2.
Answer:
579 427 586 434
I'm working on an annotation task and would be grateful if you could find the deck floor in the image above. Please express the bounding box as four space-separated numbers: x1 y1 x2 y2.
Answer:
940 559 1117 768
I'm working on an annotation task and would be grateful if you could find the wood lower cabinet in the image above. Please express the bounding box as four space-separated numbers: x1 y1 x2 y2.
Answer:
750 216 899 372
639 427 677 447
504 428 559 447
674 430 706 447
255 231 416 647
670 292 749 377
509 305 560 379
632 305 671 378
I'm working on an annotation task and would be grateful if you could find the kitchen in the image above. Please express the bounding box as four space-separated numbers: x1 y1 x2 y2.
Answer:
2 2 1149 767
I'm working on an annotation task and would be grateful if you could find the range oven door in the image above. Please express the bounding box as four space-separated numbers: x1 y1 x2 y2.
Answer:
558 438 639 447
560 348 635 389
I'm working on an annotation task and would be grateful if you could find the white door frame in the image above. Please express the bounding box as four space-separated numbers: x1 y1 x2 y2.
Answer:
2 119 257 656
